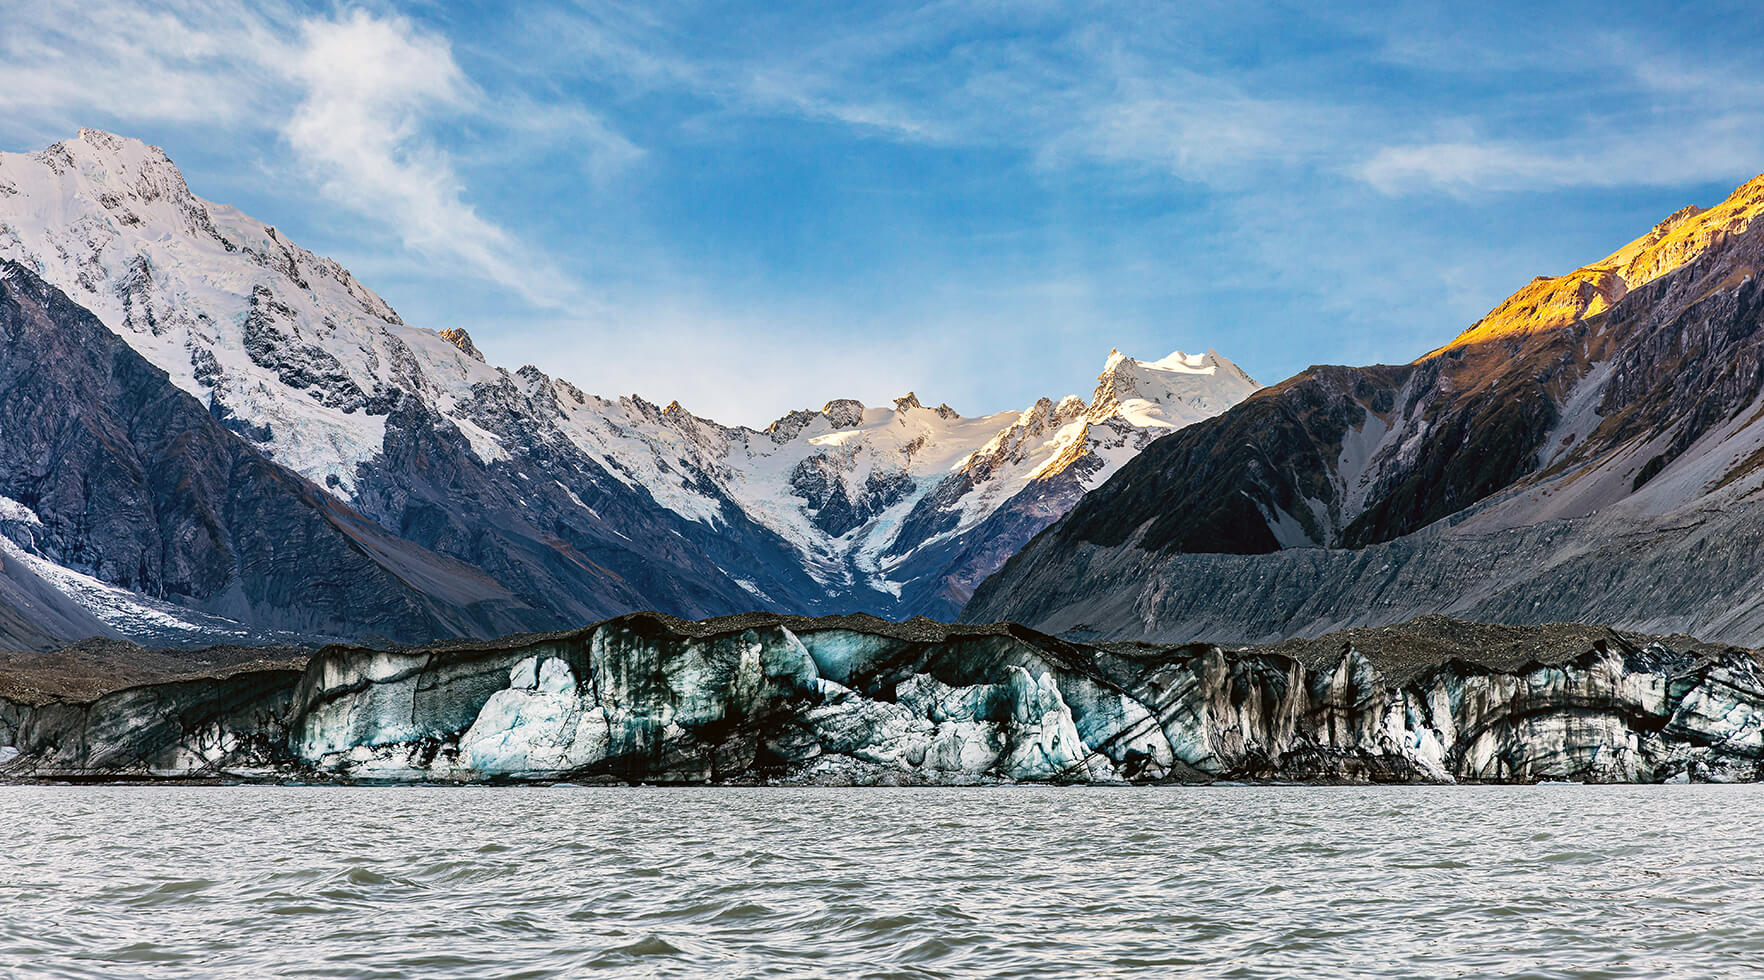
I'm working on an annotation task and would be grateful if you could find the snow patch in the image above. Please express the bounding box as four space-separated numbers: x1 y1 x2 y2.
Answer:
0 495 43 526
0 535 248 640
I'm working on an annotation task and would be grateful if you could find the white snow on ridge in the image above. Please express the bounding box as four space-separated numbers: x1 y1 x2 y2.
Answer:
577 348 1261 595
0 129 487 498
0 495 43 527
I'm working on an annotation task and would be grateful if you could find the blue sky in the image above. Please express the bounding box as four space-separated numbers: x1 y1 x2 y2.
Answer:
3 1 1763 425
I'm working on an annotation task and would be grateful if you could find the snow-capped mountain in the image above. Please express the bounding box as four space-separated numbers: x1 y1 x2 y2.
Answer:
0 259 547 650
620 346 1257 615
0 130 1257 646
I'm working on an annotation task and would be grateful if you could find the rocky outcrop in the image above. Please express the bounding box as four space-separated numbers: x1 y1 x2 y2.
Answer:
3 614 1761 784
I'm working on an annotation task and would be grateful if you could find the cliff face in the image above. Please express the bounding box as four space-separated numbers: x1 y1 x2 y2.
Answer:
2 614 1760 785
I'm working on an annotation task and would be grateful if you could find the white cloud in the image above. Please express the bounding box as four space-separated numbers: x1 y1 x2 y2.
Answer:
1349 25 1764 197
0 0 284 128
1357 121 1764 196
1357 142 1592 194
280 11 580 309
0 1 607 311
521 2 1324 185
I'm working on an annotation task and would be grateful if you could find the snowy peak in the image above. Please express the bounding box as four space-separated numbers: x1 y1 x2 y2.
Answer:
0 127 474 494
821 398 865 428
58 129 198 213
764 398 867 443
6 130 225 271
890 392 960 420
0 129 1265 628
1088 347 1261 428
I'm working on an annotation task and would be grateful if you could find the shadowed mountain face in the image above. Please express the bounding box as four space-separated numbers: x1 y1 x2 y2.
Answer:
966 175 1764 644
0 261 552 649
0 131 1256 647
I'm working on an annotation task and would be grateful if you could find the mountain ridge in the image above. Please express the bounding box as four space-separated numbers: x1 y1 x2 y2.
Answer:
0 258 550 648
966 170 1764 644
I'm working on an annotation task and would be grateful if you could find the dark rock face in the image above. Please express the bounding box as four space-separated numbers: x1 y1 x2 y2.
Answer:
884 463 1094 620
967 177 1764 644
4 614 1761 785
349 377 838 628
788 454 915 538
241 285 369 412
0 261 549 649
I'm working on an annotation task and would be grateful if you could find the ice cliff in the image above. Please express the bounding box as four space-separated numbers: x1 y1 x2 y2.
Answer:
2 614 1761 784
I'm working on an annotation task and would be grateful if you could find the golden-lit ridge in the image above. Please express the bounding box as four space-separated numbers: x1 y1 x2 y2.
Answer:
1436 173 1764 353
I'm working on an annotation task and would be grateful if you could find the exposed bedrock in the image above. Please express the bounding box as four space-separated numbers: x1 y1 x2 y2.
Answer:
2 614 1762 784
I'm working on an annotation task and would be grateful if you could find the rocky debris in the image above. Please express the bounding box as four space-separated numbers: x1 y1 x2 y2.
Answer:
1246 613 1725 686
0 638 309 706
3 613 1761 785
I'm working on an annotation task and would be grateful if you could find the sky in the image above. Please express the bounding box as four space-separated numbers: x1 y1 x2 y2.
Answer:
3 1 1763 426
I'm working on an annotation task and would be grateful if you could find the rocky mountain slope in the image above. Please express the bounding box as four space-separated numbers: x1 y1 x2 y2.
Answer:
0 130 1255 646
967 173 1764 644
0 261 553 648
3 612 1760 784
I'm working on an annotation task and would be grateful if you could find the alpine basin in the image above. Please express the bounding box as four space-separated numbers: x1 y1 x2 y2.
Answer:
3 785 1757 978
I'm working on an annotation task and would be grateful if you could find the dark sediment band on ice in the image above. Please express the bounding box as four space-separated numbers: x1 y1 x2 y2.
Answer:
1 612 1759 784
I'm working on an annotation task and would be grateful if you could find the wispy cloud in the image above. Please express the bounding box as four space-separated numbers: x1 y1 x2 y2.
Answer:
1345 15 1764 196
0 0 284 130
1357 118 1764 196
280 11 582 308
569 2 1758 200
5 0 1761 424
1357 142 1596 194
0 0 607 310
517 1 1333 184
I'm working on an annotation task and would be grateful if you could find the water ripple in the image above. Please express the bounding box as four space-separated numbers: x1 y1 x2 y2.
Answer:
2 785 1761 977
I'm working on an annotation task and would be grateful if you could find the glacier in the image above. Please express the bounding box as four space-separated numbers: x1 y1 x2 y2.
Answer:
3 613 1762 785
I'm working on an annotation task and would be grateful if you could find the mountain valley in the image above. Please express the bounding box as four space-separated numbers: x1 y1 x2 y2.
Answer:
0 130 1257 648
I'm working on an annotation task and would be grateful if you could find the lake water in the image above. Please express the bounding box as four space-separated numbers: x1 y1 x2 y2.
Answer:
2 785 1760 978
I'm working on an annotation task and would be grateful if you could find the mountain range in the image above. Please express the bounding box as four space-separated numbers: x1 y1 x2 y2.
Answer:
0 130 1257 650
8 128 1764 654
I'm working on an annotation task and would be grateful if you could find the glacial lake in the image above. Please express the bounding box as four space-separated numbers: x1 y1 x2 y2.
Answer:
3 785 1759 978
